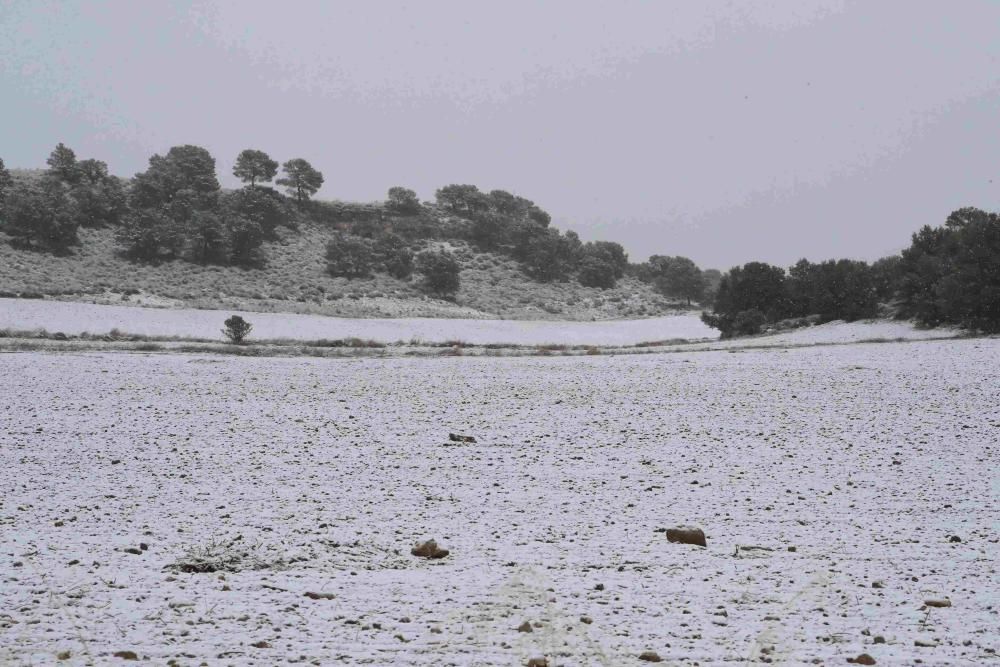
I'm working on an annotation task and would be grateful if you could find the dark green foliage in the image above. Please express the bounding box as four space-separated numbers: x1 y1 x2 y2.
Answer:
223 187 292 238
435 184 489 216
870 255 902 302
415 248 461 295
77 158 108 184
701 268 722 304
233 149 279 188
729 309 767 336
897 207 1000 332
325 233 375 278
577 254 618 289
373 233 414 279
646 255 705 304
523 228 578 282
386 187 421 215
706 262 787 337
46 143 80 184
121 145 271 265
471 210 508 250
528 206 551 227
277 158 324 203
71 169 127 228
44 148 127 228
117 208 186 261
227 215 266 266
0 157 12 214
222 315 253 343
577 241 628 287
3 179 79 252
785 259 878 322
187 209 229 264
707 255 887 337
131 145 221 211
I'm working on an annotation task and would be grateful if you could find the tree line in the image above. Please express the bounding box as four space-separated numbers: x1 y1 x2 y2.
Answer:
703 206 1000 336
0 144 328 266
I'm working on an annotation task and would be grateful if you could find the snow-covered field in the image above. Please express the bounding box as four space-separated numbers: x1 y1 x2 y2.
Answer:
2 338 997 665
0 298 716 346
666 319 964 352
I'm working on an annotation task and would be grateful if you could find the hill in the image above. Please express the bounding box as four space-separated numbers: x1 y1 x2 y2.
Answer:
0 219 688 321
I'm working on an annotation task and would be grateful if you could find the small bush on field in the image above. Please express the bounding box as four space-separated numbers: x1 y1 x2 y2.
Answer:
222 315 253 343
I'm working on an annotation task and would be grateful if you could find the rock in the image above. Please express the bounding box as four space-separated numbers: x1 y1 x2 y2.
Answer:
924 598 951 608
57 651 71 660
411 539 449 559
304 591 336 600
665 526 707 547
849 654 876 665
787 546 797 552
112 651 138 660
448 433 477 443
594 583 605 591
949 535 962 543
871 581 884 589
517 621 533 632
873 636 885 644
580 616 593 624
639 651 663 662
526 658 549 667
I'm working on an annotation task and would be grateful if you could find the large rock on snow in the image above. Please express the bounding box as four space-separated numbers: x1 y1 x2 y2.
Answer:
411 539 450 559
665 526 707 547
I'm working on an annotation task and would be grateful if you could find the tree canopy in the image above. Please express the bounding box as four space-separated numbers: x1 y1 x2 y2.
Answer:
233 149 279 188
277 158 324 203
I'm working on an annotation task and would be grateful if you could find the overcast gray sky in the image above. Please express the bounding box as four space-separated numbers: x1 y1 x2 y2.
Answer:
2 0 998 269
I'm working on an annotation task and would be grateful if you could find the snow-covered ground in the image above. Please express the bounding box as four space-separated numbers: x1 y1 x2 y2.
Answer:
665 318 964 352
0 298 715 346
1 338 997 665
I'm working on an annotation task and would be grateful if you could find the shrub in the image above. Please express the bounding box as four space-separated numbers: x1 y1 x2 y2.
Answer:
325 233 375 278
374 233 414 279
3 179 80 253
415 249 461 295
222 315 253 344
577 255 617 289
731 309 767 337
386 187 421 215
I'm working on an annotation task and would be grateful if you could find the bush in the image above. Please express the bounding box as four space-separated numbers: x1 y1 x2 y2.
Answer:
897 207 1000 332
577 255 617 289
3 179 80 253
386 187 421 215
415 249 461 295
731 309 767 337
325 233 375 278
374 233 414 279
222 315 253 344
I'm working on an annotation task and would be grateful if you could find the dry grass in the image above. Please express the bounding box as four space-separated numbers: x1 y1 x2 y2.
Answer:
165 537 285 574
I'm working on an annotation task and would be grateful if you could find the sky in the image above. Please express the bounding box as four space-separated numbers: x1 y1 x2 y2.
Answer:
1 0 999 269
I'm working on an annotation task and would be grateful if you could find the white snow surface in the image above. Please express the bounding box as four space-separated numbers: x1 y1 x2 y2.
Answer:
1 338 997 665
0 298 715 346
668 319 965 352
